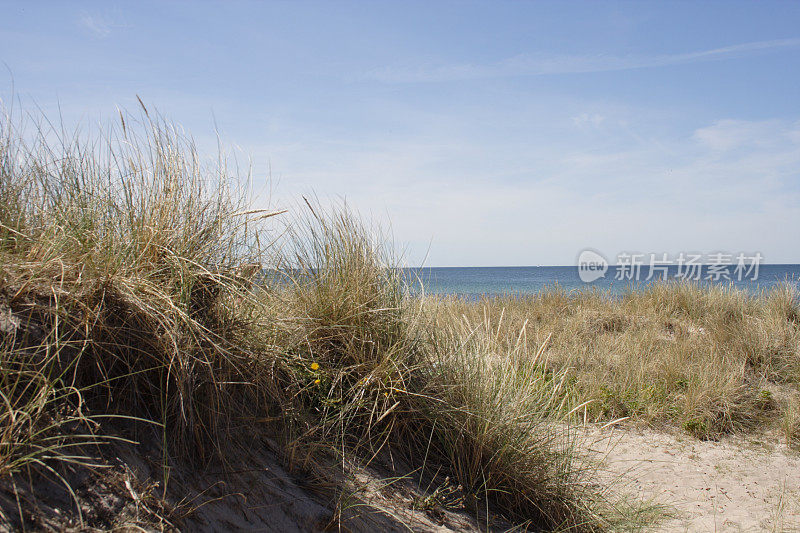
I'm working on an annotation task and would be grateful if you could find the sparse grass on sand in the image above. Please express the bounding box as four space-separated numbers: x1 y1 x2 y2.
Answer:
1 101 796 531
423 282 800 442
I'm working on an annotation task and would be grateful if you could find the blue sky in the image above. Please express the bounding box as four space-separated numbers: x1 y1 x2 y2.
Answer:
2 1 799 265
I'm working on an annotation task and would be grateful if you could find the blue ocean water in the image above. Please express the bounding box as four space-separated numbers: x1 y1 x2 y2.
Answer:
403 265 800 298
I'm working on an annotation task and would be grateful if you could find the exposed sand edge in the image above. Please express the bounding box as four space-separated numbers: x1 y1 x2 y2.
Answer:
7 422 798 531
0 425 495 532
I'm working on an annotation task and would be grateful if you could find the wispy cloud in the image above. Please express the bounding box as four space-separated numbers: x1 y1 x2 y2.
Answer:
79 11 128 38
572 113 605 130
692 119 800 152
261 116 800 265
365 38 800 83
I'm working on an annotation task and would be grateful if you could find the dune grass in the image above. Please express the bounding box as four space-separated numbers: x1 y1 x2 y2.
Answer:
5 100 795 530
424 282 800 442
250 204 617 528
0 103 627 530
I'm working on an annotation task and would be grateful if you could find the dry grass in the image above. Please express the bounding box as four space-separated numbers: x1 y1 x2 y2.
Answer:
4 99 795 531
423 282 800 441
259 205 619 529
0 102 628 531
783 395 800 450
0 102 278 464
405 310 602 526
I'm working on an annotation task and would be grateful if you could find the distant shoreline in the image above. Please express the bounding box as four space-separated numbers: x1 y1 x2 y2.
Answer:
401 264 800 297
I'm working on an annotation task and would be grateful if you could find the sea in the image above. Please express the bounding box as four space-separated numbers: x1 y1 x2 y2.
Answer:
403 265 800 298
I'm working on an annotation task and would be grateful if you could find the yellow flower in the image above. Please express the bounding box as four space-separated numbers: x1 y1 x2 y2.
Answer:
310 362 320 371
314 379 321 385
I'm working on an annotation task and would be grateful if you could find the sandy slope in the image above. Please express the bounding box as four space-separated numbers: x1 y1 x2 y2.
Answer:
0 425 493 532
587 427 800 532
163 432 490 532
6 421 798 531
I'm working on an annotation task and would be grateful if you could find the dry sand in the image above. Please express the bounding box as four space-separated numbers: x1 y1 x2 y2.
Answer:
587 426 800 532
5 423 798 531
178 426 800 531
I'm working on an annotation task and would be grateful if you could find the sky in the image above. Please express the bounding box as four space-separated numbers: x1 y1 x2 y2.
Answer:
1 1 799 266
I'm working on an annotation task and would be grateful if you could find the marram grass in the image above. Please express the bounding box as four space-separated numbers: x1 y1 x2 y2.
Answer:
0 102 622 530
425 281 800 442
2 101 797 530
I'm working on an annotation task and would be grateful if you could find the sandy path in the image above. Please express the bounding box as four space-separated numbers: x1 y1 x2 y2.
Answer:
587 427 800 532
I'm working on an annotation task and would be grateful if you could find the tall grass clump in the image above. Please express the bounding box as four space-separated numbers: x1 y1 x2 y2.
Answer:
266 202 419 465
0 101 615 530
0 101 276 464
270 204 625 529
406 307 610 528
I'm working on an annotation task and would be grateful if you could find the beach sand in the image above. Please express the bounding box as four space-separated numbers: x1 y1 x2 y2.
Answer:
588 427 800 531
